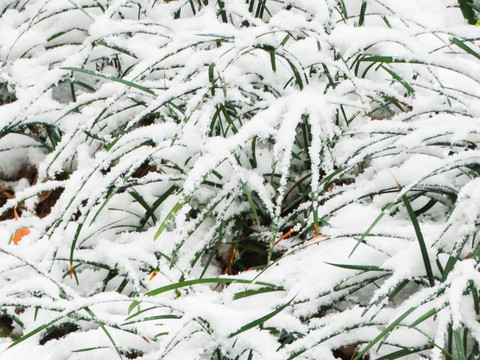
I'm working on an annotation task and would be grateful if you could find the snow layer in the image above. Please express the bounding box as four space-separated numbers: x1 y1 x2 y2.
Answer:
1 0 480 359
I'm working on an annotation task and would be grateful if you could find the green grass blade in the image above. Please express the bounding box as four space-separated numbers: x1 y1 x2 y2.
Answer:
84 307 122 360
129 190 154 219
66 0 94 20
122 315 180 326
124 306 157 321
337 0 348 20
270 49 276 72
72 346 109 352
250 136 257 168
208 63 215 95
454 328 467 360
349 201 396 257
128 301 141 315
70 210 90 280
458 0 477 24
322 64 336 89
325 262 388 272
61 67 155 95
146 277 281 297
199 224 224 278
353 306 416 360
228 296 295 338
285 57 304 90
255 44 277 73
441 255 458 282
469 280 479 314
95 39 138 59
233 287 284 300
242 182 260 226
320 166 346 189
358 56 424 64
388 279 409 301
220 104 238 134
90 183 127 225
380 65 415 94
71 80 96 92
451 37 480 61
409 307 442 328
153 199 186 240
402 195 435 286
280 34 291 47
140 185 177 228
375 346 433 360
358 0 367 26
6 314 66 349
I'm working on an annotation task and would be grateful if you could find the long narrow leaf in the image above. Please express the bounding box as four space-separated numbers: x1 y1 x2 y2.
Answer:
228 296 295 338
325 262 388 272
140 185 177 228
61 67 155 95
451 37 480 61
6 313 67 349
233 287 284 300
242 182 260 226
375 346 433 360
350 201 396 257
402 195 435 286
70 210 90 279
454 328 467 360
353 306 416 360
84 307 122 360
380 65 415 94
153 199 186 240
358 0 367 26
409 305 445 328
146 277 281 297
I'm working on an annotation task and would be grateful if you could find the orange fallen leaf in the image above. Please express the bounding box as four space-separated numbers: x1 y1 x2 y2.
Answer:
12 207 30 245
302 234 327 247
0 190 13 199
12 227 30 245
69 264 73 278
222 244 237 275
149 271 158 281
274 229 294 246
142 336 151 344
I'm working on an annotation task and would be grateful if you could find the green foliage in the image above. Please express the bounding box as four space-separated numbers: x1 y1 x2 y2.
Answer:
0 0 480 359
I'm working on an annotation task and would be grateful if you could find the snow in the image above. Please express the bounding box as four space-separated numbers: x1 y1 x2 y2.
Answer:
0 0 480 359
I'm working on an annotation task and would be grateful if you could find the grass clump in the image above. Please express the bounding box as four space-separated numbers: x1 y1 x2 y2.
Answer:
0 0 480 359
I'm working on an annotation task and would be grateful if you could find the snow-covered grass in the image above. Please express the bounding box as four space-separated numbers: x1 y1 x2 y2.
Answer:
1 0 480 359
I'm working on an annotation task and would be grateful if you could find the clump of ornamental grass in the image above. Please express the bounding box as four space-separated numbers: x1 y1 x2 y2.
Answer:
0 0 480 359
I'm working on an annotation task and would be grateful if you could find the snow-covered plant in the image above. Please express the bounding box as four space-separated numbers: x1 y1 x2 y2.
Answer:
1 0 480 359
